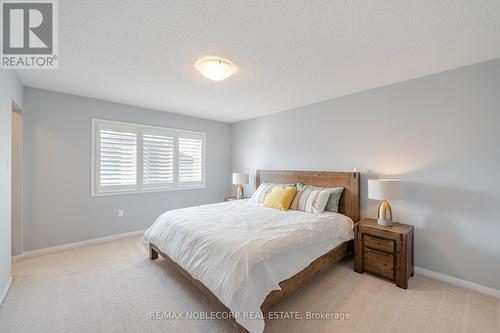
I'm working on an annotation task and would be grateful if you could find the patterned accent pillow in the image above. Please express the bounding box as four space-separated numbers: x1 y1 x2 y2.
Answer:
289 185 332 213
251 182 296 204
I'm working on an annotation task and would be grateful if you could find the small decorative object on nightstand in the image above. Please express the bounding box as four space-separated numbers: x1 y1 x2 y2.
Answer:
224 196 249 202
232 172 249 199
368 179 402 226
354 218 414 289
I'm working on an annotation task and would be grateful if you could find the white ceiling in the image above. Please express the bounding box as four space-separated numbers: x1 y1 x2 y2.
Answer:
17 0 500 123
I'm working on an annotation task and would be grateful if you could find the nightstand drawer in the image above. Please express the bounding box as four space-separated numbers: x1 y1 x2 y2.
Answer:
364 235 394 253
363 248 394 279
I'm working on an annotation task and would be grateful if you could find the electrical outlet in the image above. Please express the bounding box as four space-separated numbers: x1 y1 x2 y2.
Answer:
118 209 124 217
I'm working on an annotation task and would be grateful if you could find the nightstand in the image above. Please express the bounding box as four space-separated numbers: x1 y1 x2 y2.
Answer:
224 196 249 202
354 218 414 289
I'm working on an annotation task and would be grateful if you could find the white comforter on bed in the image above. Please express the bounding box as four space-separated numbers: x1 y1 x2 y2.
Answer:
143 199 353 333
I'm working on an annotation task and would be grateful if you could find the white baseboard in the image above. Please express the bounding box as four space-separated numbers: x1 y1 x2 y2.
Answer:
415 266 500 298
17 229 146 258
0 277 13 307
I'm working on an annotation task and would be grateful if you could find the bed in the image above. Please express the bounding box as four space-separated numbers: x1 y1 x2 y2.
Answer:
144 170 360 333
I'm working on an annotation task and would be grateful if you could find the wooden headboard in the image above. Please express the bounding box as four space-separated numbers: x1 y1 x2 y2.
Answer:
256 170 360 222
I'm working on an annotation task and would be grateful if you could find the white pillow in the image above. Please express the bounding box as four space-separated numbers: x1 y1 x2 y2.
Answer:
251 183 274 203
251 182 296 204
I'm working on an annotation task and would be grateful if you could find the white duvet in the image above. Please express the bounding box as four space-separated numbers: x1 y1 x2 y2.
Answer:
143 199 353 333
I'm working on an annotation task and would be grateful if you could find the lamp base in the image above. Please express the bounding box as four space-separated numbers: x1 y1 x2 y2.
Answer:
377 200 393 227
377 218 394 227
236 184 244 199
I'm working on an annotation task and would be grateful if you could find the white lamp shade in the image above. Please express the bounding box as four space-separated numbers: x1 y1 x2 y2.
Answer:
232 173 249 185
368 179 402 201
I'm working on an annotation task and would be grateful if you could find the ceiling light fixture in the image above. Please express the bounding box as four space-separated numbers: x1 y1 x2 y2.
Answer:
195 56 236 81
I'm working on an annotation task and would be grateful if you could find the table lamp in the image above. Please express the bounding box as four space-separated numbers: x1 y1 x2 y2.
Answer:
368 179 402 226
232 173 249 199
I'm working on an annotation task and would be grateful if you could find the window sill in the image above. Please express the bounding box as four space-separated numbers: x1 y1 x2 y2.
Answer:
91 184 206 197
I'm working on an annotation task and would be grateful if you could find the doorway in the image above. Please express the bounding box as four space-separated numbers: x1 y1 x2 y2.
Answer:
11 104 22 257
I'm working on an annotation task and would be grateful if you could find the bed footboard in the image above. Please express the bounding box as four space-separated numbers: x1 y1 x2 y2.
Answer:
149 243 159 260
148 240 352 310
147 240 351 333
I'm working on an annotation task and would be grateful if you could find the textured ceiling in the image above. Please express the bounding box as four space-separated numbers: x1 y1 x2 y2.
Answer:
17 0 500 122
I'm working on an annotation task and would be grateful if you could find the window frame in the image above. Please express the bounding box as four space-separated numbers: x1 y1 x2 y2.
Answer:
91 118 206 197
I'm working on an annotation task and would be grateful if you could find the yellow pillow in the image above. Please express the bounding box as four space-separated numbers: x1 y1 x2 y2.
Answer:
263 186 297 211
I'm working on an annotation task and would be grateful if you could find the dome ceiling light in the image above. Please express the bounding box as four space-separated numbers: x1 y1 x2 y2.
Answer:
195 56 236 81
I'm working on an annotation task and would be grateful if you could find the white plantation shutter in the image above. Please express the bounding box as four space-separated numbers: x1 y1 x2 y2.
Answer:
178 133 204 186
92 119 205 195
142 130 175 187
96 124 137 192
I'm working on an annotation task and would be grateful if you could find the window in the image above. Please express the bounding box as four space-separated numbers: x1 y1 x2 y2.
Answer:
179 134 204 185
92 119 205 195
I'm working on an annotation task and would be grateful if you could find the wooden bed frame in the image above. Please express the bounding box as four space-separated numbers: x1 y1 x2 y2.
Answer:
149 170 360 331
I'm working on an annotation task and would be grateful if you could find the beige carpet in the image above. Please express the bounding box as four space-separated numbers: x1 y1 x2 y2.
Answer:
1 236 499 333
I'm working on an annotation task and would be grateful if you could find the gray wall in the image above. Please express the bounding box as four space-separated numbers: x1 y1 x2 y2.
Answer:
0 71 23 300
232 58 500 290
23 88 232 251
